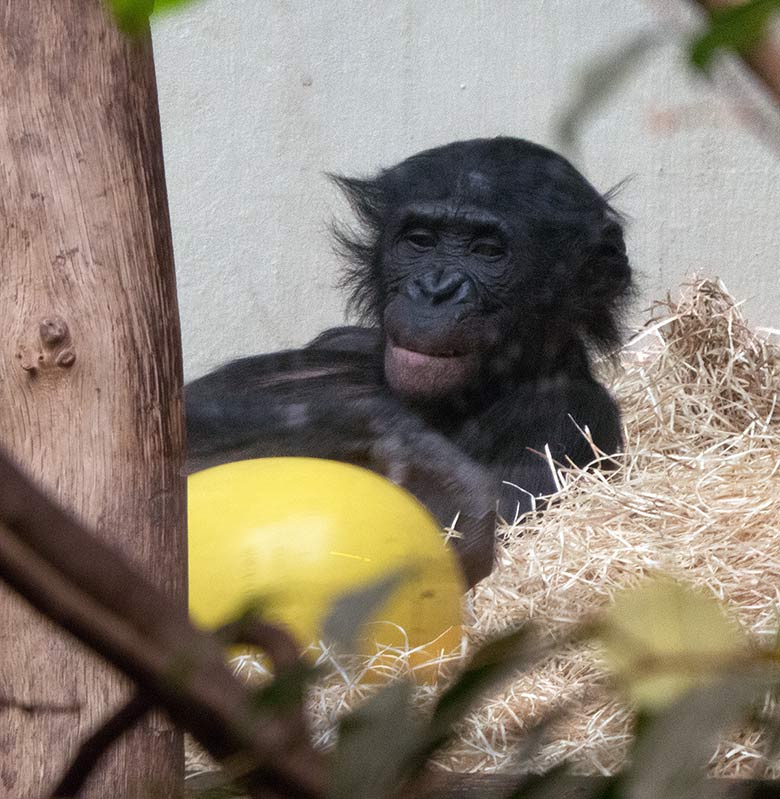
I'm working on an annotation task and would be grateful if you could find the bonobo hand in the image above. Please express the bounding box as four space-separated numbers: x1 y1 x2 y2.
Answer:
366 418 496 587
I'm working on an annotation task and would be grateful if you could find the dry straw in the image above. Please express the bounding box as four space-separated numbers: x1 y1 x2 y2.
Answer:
187 278 780 779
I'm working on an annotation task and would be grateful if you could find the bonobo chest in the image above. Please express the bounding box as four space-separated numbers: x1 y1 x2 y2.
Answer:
423 374 622 469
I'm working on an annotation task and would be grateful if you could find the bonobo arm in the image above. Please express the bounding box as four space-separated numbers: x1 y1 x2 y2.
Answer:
186 346 496 586
306 325 381 353
463 377 622 523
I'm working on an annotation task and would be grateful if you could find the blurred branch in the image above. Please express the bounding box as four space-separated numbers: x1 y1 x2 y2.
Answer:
555 32 661 154
52 694 151 797
557 1 780 153
0 448 325 798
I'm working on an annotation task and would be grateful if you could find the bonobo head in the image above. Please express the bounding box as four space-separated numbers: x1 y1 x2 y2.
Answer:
332 137 632 402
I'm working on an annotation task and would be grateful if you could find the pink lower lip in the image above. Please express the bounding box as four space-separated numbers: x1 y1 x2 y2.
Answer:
389 345 466 364
384 343 478 398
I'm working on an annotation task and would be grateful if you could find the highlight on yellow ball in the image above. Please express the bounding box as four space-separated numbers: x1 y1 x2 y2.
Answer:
188 457 465 683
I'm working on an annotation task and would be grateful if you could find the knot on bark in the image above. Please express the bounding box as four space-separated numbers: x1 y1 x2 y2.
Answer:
15 315 76 374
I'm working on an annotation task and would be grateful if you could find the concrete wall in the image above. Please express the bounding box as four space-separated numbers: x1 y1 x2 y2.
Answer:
152 0 780 381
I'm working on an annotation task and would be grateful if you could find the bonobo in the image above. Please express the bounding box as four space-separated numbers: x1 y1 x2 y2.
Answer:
186 137 632 587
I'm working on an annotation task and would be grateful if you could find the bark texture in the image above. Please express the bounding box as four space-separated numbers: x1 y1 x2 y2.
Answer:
0 2 185 796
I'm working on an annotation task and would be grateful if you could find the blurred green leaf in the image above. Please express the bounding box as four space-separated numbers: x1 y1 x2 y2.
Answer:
184 769 248 798
556 33 660 153
190 784 243 799
625 674 772 799
330 627 549 799
504 764 573 799
330 679 421 799
249 661 319 714
321 568 409 651
107 0 203 35
430 626 542 739
155 0 202 9
109 0 154 35
507 766 617 799
691 0 780 69
757 709 780 769
600 576 748 711
588 776 623 799
402 625 551 772
214 596 270 641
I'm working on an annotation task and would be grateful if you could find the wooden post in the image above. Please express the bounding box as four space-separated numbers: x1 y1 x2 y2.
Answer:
0 2 185 796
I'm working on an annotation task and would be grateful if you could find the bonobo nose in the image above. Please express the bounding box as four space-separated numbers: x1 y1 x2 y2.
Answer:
406 269 477 305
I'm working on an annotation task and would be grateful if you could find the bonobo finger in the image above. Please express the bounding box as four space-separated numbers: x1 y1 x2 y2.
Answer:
449 510 496 588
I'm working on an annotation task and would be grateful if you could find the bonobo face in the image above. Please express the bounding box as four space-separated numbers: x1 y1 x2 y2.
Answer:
332 137 631 403
382 202 510 400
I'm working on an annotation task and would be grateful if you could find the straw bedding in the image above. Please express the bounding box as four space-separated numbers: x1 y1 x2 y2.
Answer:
190 278 780 778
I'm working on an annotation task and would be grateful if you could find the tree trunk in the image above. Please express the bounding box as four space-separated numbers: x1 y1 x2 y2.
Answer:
0 2 185 797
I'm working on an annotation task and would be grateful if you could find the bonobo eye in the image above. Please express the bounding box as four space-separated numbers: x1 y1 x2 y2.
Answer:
403 229 437 251
470 238 506 260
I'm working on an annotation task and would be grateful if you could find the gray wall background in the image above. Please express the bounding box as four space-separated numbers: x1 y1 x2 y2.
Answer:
151 0 780 381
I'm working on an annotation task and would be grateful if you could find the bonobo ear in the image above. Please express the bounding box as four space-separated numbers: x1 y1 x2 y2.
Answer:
328 173 388 322
576 215 634 351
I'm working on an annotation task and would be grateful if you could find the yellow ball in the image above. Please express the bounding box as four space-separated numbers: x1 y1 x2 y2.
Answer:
188 457 465 681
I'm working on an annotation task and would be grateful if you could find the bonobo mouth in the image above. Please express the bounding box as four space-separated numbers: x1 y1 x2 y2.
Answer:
385 341 480 399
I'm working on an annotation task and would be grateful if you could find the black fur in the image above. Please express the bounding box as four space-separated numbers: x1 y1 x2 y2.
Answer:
186 138 632 587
